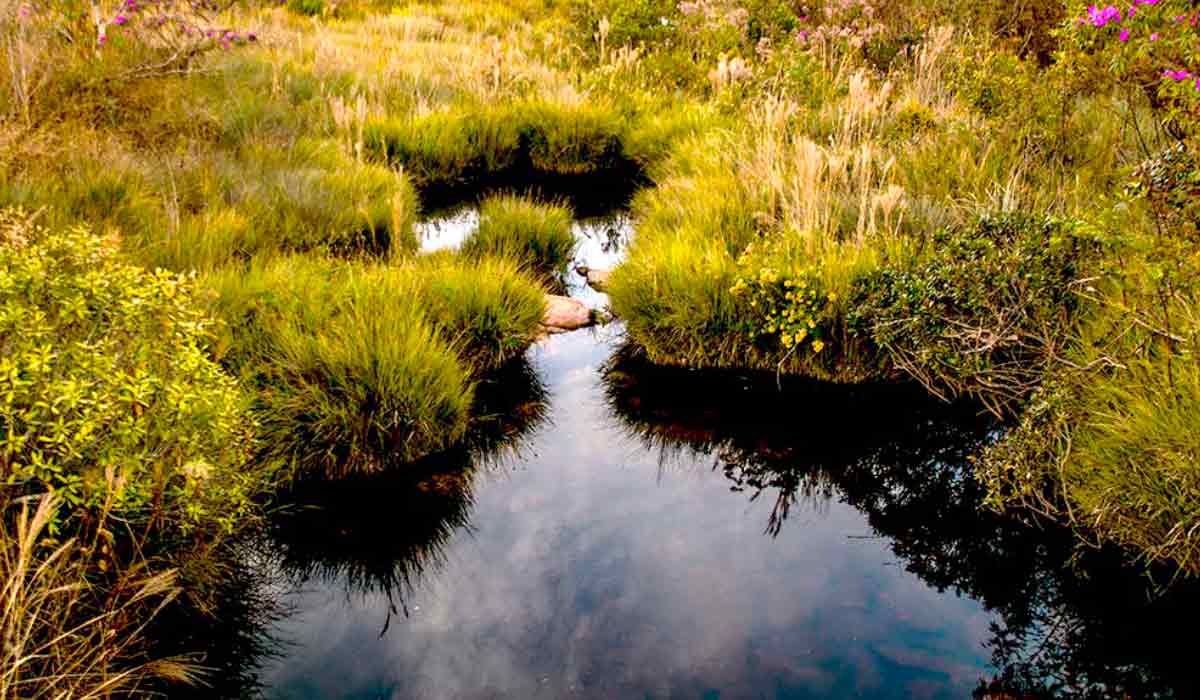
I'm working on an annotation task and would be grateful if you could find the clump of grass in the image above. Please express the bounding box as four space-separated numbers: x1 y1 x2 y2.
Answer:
258 276 474 480
414 253 547 370
363 100 642 195
461 194 576 281
206 257 473 478
204 251 543 478
208 257 475 479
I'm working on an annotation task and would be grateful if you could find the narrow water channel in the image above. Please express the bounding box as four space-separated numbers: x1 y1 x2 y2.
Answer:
180 205 1198 699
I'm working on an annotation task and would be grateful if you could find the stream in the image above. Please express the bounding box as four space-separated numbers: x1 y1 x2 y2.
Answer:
171 204 1198 700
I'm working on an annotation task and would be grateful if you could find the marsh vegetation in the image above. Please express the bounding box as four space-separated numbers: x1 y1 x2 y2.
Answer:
2 0 1200 696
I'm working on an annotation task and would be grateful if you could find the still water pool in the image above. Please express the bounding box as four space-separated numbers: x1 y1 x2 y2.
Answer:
259 328 995 700
182 205 1196 700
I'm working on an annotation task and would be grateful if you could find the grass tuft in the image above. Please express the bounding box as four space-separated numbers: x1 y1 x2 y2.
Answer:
461 194 576 281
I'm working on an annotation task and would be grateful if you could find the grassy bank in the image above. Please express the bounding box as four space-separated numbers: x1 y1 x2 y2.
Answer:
590 0 1200 577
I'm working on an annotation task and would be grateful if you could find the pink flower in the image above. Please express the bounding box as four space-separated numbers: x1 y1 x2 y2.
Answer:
113 14 127 26
1120 28 1130 41
1150 32 1160 41
1163 69 1193 81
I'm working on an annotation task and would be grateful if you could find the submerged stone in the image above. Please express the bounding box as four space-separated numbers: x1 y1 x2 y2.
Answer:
574 264 612 292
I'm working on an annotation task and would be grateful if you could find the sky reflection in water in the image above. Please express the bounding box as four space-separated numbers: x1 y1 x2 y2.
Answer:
240 206 1197 700
258 329 997 699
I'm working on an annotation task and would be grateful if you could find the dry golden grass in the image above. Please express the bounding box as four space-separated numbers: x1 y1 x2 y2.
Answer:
0 493 202 699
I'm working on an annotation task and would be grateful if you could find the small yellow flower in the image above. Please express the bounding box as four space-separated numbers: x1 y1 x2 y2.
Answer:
812 339 825 353
827 292 838 302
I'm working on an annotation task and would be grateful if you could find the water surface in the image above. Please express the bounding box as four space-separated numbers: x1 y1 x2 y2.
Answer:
189 206 1200 700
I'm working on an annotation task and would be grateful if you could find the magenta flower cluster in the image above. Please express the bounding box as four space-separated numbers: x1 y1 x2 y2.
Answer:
1083 0 1160 27
1078 0 1200 93
104 0 256 51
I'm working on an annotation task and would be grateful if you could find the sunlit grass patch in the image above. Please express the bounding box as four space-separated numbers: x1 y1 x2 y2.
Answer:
132 141 419 271
461 194 575 281
413 253 547 371
204 257 474 479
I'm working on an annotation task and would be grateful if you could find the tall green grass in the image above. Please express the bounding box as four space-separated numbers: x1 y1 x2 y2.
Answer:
204 251 544 478
133 141 419 272
415 253 548 370
363 100 642 194
461 194 576 281
257 275 475 479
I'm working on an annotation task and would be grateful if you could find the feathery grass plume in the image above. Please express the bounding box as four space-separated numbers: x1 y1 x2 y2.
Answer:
0 493 203 699
461 194 576 281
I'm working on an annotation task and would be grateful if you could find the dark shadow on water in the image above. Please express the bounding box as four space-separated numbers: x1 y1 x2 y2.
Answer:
142 546 287 700
602 343 1200 700
418 169 646 222
264 355 549 612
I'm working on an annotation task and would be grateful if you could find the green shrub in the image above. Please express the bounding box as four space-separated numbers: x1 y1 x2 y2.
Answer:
461 195 576 281
287 0 325 17
849 213 1096 413
0 210 261 537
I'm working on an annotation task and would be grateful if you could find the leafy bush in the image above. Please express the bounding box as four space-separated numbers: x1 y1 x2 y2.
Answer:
461 194 576 281
1059 0 1200 133
849 213 1096 413
0 210 261 538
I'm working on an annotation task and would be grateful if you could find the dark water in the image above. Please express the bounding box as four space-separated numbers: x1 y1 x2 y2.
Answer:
176 207 1200 700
